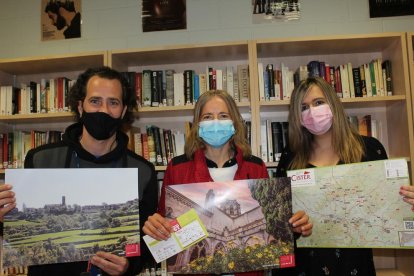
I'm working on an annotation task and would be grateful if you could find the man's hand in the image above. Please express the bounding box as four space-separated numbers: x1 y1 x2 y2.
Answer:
0 184 16 222
90 251 129 276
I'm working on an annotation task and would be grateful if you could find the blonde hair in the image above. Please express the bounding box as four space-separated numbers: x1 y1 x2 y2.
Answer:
288 77 364 169
184 90 252 159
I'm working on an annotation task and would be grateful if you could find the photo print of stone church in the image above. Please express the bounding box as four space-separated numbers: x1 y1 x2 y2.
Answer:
165 178 294 274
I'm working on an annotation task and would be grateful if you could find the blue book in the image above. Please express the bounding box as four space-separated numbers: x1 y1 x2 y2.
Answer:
193 74 200 102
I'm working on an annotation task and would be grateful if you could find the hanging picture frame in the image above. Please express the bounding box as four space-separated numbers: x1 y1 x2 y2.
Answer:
41 0 81 41
369 0 414 18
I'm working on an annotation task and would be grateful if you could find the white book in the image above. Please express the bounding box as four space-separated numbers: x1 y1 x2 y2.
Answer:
347 63 355 98
257 63 265 101
19 84 26 114
340 64 350 98
281 63 289 100
376 58 384 96
364 63 372 97
260 122 268 163
173 73 184 106
6 86 12 115
36 83 41 113
226 66 234 97
216 69 223 90
0 86 6 115
173 131 185 156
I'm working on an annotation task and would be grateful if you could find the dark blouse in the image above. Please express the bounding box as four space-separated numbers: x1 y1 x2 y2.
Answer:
274 136 387 276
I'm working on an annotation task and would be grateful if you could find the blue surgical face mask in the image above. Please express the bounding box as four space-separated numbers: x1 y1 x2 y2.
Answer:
198 119 236 148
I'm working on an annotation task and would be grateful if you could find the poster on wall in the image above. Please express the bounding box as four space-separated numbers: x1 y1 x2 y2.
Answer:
142 0 186 32
252 0 300 24
41 0 81 41
369 0 414 18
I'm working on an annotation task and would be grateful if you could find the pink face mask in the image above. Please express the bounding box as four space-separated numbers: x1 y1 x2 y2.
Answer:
301 104 333 135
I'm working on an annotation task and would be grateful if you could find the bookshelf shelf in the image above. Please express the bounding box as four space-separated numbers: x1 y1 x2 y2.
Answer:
0 112 75 123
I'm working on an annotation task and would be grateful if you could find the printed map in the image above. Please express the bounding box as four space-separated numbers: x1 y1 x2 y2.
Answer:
288 159 414 248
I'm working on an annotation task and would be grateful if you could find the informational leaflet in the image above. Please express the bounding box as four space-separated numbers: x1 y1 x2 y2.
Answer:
288 158 414 248
143 208 208 263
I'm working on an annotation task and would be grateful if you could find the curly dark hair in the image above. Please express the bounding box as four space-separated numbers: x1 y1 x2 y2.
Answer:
68 66 137 126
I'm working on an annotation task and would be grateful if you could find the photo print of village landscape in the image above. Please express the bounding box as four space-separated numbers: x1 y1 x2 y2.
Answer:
165 178 294 274
3 168 140 270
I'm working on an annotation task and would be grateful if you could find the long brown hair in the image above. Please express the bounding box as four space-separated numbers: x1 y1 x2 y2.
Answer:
288 77 364 169
184 90 251 159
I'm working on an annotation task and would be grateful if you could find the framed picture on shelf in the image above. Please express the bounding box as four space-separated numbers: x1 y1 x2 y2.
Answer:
369 0 414 18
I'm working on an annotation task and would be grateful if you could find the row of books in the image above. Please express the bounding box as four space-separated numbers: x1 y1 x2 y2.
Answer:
122 65 250 108
127 121 252 167
258 59 392 101
260 121 289 163
0 78 75 116
260 115 380 164
0 131 62 169
127 125 186 166
348 114 381 140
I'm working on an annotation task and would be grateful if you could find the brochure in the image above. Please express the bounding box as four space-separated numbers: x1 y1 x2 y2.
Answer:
143 208 208 263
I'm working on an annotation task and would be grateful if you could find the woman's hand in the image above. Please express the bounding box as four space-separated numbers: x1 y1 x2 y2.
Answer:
0 184 16 222
289 210 313 237
90 252 128 276
400 185 414 211
142 213 172 240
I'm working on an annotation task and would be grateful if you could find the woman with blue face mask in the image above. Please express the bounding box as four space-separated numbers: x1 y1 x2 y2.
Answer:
143 90 313 274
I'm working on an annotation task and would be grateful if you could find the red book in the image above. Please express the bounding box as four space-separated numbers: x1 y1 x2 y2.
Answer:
57 77 64 111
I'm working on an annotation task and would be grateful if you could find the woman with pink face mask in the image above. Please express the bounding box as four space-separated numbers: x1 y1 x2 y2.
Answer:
276 77 414 275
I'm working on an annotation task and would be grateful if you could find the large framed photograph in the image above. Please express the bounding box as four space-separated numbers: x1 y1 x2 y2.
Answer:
165 178 295 274
41 0 81 40
3 168 140 270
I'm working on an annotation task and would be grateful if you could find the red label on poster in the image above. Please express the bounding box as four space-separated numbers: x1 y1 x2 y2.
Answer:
125 243 140 257
280 254 295 268
170 219 181 232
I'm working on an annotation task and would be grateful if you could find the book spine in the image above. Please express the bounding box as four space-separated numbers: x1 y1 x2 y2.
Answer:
135 72 142 107
266 64 275 100
238 64 250 102
183 70 194 105
352 67 362 97
142 70 152 106
165 69 174 106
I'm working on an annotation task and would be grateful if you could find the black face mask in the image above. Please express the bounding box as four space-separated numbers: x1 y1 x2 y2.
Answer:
80 111 123 140
55 14 66 30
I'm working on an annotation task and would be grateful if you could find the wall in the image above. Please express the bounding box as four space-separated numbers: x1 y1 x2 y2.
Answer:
0 0 414 59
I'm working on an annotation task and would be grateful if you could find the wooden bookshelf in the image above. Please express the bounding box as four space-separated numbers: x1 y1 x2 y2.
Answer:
0 34 413 275
254 32 414 168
